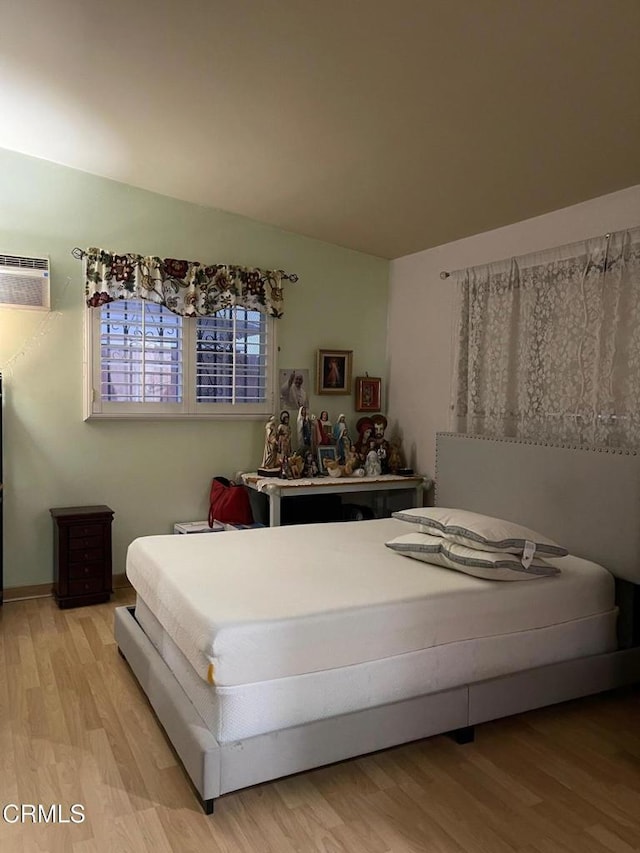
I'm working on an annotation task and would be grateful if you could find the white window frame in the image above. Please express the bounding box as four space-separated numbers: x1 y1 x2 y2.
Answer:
83 302 277 420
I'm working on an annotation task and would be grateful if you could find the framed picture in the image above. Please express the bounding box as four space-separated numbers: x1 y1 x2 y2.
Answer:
279 368 310 410
317 445 338 473
317 349 353 395
355 376 382 412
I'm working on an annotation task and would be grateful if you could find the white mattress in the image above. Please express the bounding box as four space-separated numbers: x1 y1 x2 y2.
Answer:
126 518 616 686
134 596 618 743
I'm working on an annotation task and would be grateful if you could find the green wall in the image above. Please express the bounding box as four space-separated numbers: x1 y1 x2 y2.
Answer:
0 148 389 588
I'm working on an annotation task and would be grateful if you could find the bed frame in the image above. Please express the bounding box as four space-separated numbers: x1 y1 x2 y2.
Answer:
115 433 640 814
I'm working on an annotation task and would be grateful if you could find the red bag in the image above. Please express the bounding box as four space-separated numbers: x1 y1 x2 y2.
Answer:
208 477 253 527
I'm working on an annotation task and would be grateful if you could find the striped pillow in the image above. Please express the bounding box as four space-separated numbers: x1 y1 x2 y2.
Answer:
385 532 560 581
392 507 568 557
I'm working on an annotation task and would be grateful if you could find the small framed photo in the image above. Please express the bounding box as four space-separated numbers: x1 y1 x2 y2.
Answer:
355 376 382 412
317 349 353 395
317 445 338 473
279 368 310 410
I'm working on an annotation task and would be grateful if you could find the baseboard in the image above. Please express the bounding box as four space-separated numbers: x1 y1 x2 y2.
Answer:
4 583 52 601
3 572 131 602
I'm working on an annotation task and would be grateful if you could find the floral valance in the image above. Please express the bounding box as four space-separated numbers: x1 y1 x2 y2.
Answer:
80 247 298 318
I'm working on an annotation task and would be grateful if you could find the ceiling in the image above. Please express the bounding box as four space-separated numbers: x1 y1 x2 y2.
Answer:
2 0 639 259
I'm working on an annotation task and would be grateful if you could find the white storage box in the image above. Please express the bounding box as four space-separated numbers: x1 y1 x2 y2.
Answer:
173 520 224 534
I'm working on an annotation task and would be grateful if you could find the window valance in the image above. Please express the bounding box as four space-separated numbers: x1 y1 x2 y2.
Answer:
78 247 298 318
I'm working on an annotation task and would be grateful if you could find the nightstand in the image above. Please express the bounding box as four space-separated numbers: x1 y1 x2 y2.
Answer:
50 505 114 608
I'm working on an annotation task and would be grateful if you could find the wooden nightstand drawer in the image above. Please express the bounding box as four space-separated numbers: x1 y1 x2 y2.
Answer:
69 523 103 539
68 546 104 564
68 561 104 581
68 577 105 597
50 505 114 609
69 534 103 551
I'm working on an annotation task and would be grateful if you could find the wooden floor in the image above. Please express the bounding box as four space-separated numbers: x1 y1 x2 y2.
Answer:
1 592 639 853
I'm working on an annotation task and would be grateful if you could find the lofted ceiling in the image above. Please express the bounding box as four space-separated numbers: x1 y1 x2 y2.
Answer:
1 0 639 259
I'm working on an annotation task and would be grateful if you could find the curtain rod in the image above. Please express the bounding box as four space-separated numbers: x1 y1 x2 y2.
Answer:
70 248 299 281
439 230 615 280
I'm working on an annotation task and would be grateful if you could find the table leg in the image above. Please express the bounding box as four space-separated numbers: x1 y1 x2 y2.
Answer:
414 482 424 508
269 493 281 527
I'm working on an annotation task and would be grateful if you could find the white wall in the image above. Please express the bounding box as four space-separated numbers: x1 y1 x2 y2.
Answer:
387 185 640 479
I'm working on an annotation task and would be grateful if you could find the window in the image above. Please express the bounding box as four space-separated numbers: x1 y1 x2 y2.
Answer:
84 300 276 419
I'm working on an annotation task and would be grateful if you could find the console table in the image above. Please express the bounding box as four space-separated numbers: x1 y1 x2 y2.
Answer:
241 473 428 527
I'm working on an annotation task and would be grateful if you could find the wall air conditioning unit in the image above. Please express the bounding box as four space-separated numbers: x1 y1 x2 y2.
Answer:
0 254 50 310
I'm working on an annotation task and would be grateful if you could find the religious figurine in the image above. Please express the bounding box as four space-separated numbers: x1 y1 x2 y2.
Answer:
261 415 278 470
388 437 405 474
277 410 292 461
302 450 319 478
371 414 390 474
371 413 388 444
355 417 374 464
288 453 305 479
365 441 382 477
280 455 292 479
323 457 343 477
332 413 350 463
343 443 359 476
313 410 332 447
297 406 312 450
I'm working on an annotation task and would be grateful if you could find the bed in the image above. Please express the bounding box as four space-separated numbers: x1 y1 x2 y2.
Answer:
115 433 640 813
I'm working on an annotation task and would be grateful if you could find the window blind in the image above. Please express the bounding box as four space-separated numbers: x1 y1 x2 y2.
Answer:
100 301 183 403
196 308 268 404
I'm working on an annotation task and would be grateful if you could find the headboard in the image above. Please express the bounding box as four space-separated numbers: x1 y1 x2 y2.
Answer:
435 433 640 585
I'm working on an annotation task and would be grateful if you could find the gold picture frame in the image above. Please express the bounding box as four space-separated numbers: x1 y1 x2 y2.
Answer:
355 376 382 412
316 349 353 395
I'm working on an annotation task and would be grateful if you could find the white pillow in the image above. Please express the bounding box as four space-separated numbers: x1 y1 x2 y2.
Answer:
392 507 568 557
385 532 560 581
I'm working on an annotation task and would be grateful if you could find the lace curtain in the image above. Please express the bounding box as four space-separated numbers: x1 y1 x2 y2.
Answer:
451 226 640 448
82 247 298 318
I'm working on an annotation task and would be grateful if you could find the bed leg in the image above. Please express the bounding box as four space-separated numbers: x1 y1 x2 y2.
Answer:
199 796 215 815
449 726 475 745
